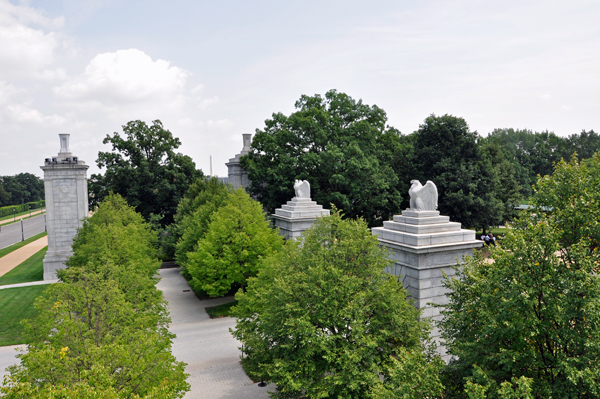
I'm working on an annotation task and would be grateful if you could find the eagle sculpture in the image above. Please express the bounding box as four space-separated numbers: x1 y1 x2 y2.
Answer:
408 180 438 211
294 180 311 199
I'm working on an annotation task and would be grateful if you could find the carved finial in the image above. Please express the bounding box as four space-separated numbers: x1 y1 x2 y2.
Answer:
59 134 70 153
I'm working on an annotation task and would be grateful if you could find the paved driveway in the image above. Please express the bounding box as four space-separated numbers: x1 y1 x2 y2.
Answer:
0 214 46 250
157 267 273 399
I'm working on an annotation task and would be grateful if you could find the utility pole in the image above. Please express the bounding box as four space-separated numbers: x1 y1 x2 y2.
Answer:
21 219 24 241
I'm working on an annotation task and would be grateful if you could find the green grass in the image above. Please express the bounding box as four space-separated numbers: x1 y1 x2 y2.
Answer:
0 247 46 286
0 231 47 259
0 284 49 346
205 300 238 318
0 208 45 223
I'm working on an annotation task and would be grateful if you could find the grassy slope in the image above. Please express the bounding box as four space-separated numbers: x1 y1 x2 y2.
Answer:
0 285 48 346
0 231 47 259
0 247 46 286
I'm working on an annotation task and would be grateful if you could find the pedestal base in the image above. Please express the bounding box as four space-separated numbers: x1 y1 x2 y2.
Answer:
272 197 329 240
373 209 483 360
43 250 71 280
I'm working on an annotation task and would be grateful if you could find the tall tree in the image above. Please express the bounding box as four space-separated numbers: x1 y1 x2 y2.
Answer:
3 194 190 398
66 193 162 310
241 90 404 227
567 129 600 160
186 188 283 297
412 114 515 231
89 120 202 226
232 209 443 399
0 182 11 206
2 270 189 398
439 154 600 398
0 173 44 206
161 176 232 264
483 128 573 198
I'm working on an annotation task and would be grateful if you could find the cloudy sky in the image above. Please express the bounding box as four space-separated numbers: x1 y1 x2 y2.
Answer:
1 0 599 178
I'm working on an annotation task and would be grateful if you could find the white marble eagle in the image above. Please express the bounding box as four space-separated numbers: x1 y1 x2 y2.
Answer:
294 180 311 199
408 180 438 211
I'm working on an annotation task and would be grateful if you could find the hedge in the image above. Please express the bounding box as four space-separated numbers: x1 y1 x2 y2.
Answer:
0 200 45 218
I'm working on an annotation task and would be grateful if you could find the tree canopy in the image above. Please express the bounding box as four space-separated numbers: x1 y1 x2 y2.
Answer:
241 90 404 227
0 173 45 206
89 120 202 226
164 176 233 268
411 114 520 231
439 154 600 398
232 209 443 398
186 188 283 297
2 193 189 398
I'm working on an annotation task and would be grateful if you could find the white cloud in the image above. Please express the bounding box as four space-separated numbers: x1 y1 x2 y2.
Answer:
0 0 67 78
0 81 19 106
3 104 67 126
54 49 189 105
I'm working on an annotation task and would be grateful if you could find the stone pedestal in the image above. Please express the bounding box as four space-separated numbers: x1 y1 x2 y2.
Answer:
372 209 483 358
271 198 330 240
40 134 89 280
226 133 252 190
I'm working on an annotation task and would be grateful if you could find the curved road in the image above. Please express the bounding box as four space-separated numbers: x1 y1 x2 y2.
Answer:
0 215 46 250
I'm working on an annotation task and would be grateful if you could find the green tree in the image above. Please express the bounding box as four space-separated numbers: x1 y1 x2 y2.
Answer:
567 129 600 160
65 193 162 311
0 181 10 206
186 188 283 297
242 90 404 227
483 128 574 198
89 120 202 226
163 176 232 266
232 209 443 399
2 269 189 398
439 154 600 398
412 114 518 232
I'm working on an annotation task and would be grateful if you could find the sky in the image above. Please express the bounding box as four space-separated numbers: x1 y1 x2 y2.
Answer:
1 0 599 178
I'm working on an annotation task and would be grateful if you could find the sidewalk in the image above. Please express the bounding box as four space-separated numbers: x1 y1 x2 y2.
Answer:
157 268 274 399
0 210 45 227
0 236 48 277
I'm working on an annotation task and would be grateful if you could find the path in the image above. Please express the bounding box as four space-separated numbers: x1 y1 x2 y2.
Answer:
0 214 46 250
157 268 274 399
0 209 45 226
0 236 48 277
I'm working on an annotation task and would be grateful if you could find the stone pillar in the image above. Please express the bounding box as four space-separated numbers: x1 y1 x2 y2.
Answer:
271 197 329 240
40 134 89 280
226 133 252 190
372 209 482 359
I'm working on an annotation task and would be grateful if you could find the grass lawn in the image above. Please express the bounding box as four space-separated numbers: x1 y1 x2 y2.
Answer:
205 300 238 318
0 284 48 346
0 231 47 259
0 247 46 286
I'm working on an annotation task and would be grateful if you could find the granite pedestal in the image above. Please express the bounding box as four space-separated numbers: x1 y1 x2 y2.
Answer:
40 134 89 280
271 198 329 240
372 209 483 359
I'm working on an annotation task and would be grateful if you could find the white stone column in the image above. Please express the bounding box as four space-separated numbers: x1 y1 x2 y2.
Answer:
372 209 483 360
226 133 252 189
40 134 89 280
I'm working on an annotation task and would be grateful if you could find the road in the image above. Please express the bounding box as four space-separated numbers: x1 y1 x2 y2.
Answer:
0 214 46 250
